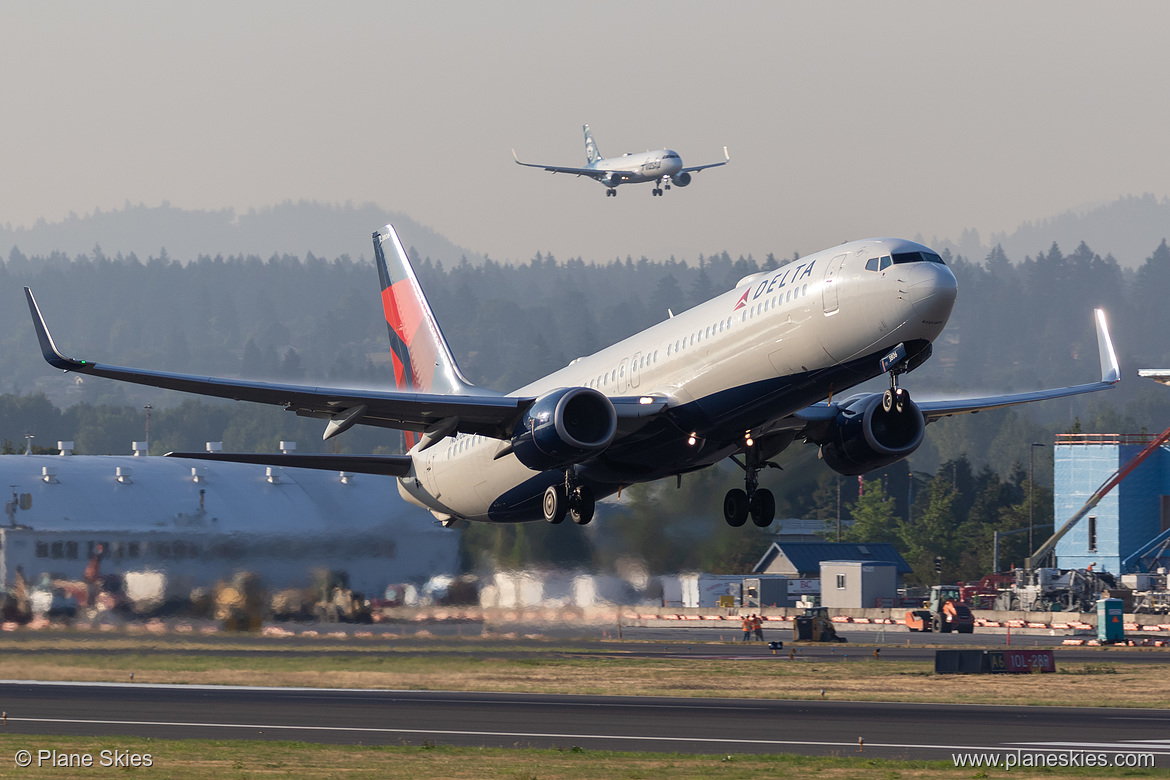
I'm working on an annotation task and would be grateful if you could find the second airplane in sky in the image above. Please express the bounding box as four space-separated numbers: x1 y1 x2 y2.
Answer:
513 124 729 197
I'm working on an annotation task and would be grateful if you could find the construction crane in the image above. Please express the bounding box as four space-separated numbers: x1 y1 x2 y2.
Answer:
1026 424 1170 569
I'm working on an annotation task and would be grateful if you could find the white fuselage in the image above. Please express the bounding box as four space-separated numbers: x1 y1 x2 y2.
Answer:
398 238 957 522
595 149 682 186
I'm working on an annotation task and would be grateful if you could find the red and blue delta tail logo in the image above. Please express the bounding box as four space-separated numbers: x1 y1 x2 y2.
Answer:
373 225 475 449
733 287 751 311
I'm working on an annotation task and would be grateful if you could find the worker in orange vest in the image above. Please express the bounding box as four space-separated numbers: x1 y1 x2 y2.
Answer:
741 614 752 641
752 614 765 641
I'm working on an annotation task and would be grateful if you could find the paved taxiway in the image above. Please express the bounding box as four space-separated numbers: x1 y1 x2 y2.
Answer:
2 680 1168 761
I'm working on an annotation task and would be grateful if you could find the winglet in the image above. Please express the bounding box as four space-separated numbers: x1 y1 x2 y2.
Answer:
24 288 85 371
723 146 730 163
1095 308 1120 384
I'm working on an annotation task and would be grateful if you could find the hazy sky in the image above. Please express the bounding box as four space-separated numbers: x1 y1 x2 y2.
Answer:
3 2 1168 264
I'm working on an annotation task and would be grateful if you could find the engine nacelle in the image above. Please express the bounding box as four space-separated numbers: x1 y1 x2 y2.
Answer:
819 393 925 476
511 387 617 471
672 171 692 187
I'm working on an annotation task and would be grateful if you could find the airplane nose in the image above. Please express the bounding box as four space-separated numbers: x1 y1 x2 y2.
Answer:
906 262 957 324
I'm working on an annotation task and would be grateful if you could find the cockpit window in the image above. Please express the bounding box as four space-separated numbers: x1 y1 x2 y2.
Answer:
892 251 945 265
865 257 879 272
879 255 892 270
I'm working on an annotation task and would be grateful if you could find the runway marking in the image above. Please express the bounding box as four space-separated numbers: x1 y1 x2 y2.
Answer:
0 716 1118 755
1011 740 1170 754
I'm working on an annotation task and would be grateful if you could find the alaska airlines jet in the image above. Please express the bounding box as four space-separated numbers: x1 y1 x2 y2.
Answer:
513 124 729 197
25 227 1119 529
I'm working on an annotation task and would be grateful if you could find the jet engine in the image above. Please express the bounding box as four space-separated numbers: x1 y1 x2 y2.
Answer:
511 387 617 471
818 392 925 476
671 171 692 187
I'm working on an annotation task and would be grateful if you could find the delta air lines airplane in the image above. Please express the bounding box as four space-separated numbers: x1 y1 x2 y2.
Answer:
26 226 1119 529
513 124 728 197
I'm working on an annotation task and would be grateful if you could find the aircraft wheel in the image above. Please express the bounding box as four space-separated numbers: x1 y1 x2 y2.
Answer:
723 489 749 527
882 389 894 412
569 485 595 525
750 489 776 527
543 485 567 524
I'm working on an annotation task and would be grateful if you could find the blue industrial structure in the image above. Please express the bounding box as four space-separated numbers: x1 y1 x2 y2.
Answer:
1054 434 1170 574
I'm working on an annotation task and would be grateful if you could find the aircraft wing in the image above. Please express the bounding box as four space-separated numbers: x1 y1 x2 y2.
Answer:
914 308 1119 421
680 146 730 174
512 150 608 180
784 308 1119 434
26 288 672 446
25 287 531 440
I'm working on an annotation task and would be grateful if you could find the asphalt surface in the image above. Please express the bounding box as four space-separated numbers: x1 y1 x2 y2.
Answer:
3 623 1168 664
1 681 1168 762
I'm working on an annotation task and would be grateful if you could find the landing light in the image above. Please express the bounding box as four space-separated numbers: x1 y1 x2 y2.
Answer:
638 396 654 405
687 434 697 446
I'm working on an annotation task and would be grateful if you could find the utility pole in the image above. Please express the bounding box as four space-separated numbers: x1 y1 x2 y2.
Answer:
836 476 842 542
1029 442 1046 557
144 405 153 454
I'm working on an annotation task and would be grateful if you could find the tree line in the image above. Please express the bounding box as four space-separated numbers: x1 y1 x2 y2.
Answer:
3 235 1170 577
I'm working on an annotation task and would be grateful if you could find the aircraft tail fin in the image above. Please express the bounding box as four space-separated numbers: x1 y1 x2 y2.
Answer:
583 123 601 165
374 225 476 399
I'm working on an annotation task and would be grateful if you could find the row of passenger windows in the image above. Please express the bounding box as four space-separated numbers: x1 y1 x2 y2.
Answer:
579 281 812 388
584 349 662 390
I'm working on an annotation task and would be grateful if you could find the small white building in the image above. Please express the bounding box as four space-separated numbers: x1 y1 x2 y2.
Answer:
819 560 898 609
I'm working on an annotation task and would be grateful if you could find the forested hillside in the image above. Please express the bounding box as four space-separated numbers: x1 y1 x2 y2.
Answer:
3 232 1170 580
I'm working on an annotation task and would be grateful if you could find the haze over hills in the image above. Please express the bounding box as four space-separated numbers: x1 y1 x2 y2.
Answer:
0 201 484 266
927 193 1170 269
2 194 1169 268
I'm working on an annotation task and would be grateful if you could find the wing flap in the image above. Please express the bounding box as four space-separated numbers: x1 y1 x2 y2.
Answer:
165 451 414 477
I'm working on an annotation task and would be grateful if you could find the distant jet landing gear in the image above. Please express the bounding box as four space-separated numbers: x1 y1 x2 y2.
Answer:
544 473 595 525
723 439 776 528
605 189 618 197
651 187 662 196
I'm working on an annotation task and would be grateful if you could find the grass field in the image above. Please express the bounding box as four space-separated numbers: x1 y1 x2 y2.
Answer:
0 735 1166 780
2 634 1169 708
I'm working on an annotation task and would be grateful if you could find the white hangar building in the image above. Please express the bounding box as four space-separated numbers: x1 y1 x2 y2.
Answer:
0 445 459 597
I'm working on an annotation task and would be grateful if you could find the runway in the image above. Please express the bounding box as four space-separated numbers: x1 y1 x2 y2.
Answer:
2 680 1168 762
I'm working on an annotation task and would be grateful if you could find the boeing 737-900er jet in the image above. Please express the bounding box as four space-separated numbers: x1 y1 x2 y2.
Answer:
513 124 729 196
25 226 1120 528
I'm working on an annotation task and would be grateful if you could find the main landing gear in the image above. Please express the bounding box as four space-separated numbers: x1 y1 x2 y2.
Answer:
605 189 618 197
651 177 671 197
723 438 777 528
543 473 595 525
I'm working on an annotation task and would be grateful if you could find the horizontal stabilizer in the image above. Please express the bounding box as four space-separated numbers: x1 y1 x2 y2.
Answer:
164 451 413 477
